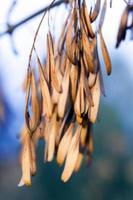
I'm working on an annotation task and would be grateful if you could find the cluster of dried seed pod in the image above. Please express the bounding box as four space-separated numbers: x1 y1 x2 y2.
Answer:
19 0 111 187
116 3 133 47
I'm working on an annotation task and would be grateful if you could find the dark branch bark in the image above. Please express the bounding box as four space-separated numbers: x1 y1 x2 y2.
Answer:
0 0 68 37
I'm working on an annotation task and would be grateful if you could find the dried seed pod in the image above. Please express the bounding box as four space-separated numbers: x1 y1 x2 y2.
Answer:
51 86 60 104
70 64 78 102
30 139 36 175
116 6 129 48
81 59 94 106
81 25 95 73
90 0 101 23
74 152 83 172
80 78 85 115
51 55 63 104
66 8 77 65
58 59 70 118
58 8 72 55
57 122 74 165
48 32 62 93
61 125 82 182
76 115 83 124
45 109 58 162
24 69 40 134
38 57 53 118
24 70 32 133
84 98 90 115
56 106 71 145
89 72 100 123
88 72 97 88
82 0 95 38
80 5 88 35
99 30 111 75
60 52 67 76
74 79 82 117
30 71 40 131
18 127 32 187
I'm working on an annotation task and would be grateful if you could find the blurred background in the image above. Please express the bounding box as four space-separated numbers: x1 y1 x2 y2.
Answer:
0 0 133 199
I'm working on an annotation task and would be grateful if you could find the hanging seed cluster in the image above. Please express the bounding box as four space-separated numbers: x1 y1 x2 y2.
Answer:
116 3 133 47
19 0 112 187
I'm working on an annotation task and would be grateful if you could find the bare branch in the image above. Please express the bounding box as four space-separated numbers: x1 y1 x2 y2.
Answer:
0 0 68 37
123 0 133 6
6 0 18 24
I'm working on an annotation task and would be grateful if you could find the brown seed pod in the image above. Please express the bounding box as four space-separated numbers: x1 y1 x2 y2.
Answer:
48 32 62 93
45 108 58 162
80 58 94 107
18 127 32 187
66 7 77 65
81 28 95 73
74 71 85 118
90 0 101 23
24 70 31 133
38 57 53 118
82 0 95 38
61 125 82 182
99 30 111 75
116 6 129 48
55 106 71 146
74 152 83 172
30 71 40 131
89 72 100 123
58 59 70 118
70 64 78 102
24 69 40 134
57 122 74 165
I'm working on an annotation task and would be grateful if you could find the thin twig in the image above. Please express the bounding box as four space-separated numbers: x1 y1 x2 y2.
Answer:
6 0 17 24
28 0 56 69
0 0 68 37
123 0 133 6
6 0 18 54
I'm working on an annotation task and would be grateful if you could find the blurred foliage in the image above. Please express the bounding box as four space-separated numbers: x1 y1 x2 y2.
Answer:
0 103 133 200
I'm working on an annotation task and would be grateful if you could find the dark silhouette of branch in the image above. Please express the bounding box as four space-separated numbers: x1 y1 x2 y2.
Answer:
6 0 18 24
0 0 68 37
123 0 133 6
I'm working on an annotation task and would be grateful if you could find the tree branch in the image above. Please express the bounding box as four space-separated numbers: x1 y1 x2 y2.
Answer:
0 0 68 37
123 0 133 6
